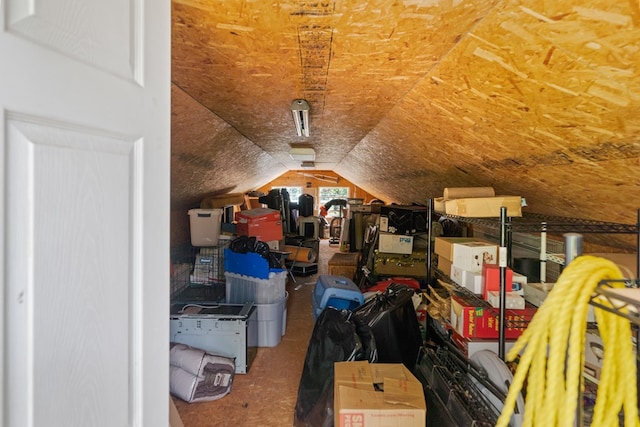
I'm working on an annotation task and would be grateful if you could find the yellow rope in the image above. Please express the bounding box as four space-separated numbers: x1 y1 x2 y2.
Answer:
496 255 640 427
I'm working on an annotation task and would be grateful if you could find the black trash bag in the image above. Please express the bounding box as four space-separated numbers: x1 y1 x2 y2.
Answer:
353 282 422 370
294 307 377 427
228 236 280 269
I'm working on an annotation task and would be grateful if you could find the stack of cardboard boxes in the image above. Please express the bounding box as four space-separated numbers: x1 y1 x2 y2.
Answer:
434 236 536 357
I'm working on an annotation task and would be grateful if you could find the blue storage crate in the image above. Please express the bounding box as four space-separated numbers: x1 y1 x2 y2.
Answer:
224 248 284 279
312 275 364 320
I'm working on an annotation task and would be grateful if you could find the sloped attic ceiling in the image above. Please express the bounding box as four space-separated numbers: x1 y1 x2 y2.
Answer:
171 0 640 247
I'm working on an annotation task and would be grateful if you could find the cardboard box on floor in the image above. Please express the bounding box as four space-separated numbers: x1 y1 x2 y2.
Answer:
334 361 426 427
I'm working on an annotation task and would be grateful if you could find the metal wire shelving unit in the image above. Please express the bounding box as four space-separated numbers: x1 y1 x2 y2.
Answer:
426 201 640 360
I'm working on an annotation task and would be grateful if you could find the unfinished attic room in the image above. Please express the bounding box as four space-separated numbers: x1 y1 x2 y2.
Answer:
168 0 639 426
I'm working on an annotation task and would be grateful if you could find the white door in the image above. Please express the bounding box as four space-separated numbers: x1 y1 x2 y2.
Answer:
1 1 170 426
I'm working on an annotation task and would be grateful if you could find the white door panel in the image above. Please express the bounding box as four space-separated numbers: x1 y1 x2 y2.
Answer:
1 1 170 426
7 0 139 81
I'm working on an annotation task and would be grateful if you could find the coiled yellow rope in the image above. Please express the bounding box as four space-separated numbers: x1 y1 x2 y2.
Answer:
496 255 640 427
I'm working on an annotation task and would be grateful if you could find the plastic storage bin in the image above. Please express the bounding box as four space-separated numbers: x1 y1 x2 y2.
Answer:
225 270 287 304
312 275 364 320
188 209 223 246
255 292 287 347
224 248 284 280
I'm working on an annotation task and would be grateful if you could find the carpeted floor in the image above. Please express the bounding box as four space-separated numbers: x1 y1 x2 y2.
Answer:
173 238 341 426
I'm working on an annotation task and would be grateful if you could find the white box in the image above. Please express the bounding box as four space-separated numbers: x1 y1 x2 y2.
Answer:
378 233 414 254
512 271 527 294
451 265 483 295
188 208 223 246
450 329 516 358
523 282 554 307
487 291 525 309
452 242 498 272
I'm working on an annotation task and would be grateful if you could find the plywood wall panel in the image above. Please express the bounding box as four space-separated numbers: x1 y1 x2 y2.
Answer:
171 0 640 251
171 85 286 209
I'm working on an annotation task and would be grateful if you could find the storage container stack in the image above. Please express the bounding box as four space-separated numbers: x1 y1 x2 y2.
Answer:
227 208 288 347
433 235 534 358
170 208 230 301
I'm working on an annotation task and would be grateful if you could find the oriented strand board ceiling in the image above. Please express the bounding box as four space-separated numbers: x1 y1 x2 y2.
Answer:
171 0 640 247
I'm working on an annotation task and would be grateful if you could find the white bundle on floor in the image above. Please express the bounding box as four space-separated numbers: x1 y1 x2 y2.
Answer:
170 343 235 403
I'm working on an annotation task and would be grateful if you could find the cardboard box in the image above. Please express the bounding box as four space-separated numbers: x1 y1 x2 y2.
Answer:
482 264 514 299
235 207 281 223
452 242 497 272
522 282 554 307
236 219 283 242
378 232 414 254
334 361 426 427
585 252 638 278
436 256 452 276
434 237 482 261
486 291 525 309
449 293 536 339
445 196 523 218
450 265 483 295
449 327 516 358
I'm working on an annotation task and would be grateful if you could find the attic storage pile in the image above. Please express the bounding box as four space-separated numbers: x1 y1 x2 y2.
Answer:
168 188 640 427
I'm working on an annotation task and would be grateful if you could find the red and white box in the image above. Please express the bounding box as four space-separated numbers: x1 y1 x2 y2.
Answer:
235 208 283 242
449 293 536 339
482 263 514 299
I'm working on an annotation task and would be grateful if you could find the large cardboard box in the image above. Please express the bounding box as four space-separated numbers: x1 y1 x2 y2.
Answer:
334 361 426 427
434 237 481 261
449 293 536 339
445 196 523 218
585 252 638 278
436 256 453 276
236 218 283 242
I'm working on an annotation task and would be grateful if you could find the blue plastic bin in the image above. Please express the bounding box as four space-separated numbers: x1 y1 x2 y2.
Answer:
312 275 364 320
224 248 284 279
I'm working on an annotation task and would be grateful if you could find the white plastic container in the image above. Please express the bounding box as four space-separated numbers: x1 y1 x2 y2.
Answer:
282 291 289 336
225 270 287 304
188 208 223 246
255 293 286 347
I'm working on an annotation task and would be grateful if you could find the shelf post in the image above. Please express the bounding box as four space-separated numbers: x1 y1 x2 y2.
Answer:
427 198 433 288
499 206 508 360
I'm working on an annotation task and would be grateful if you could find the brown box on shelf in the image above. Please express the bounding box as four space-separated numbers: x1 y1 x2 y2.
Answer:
585 252 638 278
434 237 482 261
445 196 523 218
436 256 452 276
